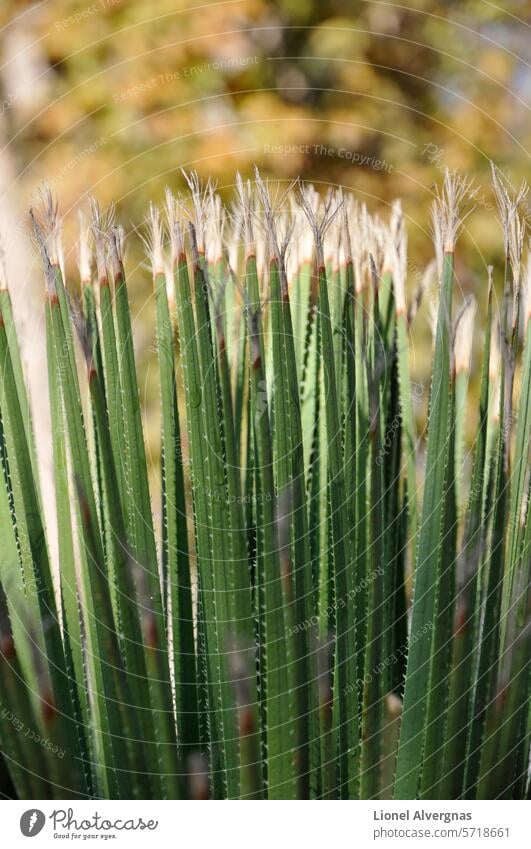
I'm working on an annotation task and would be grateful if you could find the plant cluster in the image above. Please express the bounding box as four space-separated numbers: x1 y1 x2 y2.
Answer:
0 168 529 799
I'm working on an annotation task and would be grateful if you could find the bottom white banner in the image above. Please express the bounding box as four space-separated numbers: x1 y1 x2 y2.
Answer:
2 799 527 847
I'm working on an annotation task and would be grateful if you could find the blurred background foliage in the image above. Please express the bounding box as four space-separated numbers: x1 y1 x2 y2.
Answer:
0 0 529 463
1 1 529 240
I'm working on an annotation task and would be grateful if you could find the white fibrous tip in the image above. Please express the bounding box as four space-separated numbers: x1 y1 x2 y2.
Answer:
77 211 92 284
40 184 63 267
491 164 528 300
253 172 297 287
299 186 318 265
431 169 477 268
30 186 64 285
89 197 116 281
254 168 282 261
454 296 476 373
145 203 165 277
182 169 212 254
164 188 185 263
29 206 57 293
352 203 373 293
235 173 255 256
205 192 224 266
299 184 342 269
386 200 407 313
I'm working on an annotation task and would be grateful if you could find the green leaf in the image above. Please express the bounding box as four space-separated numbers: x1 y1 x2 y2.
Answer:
394 251 455 799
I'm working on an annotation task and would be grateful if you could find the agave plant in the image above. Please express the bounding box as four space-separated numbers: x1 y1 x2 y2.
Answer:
0 167 528 800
